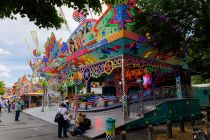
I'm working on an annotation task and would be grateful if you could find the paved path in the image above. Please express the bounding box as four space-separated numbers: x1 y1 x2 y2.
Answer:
0 111 86 140
0 99 178 140
0 110 150 140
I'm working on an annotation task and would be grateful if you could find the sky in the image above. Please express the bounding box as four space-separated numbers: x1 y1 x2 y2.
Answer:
0 5 106 87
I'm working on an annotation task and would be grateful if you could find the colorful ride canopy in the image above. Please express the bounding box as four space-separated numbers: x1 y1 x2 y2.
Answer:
42 2 187 79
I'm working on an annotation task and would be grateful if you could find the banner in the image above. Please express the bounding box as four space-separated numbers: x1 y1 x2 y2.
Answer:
30 30 39 49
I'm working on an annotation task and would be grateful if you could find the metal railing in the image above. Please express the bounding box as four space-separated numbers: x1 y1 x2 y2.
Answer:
128 85 192 118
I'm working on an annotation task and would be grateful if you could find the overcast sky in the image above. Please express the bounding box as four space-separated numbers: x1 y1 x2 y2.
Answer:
0 5 106 87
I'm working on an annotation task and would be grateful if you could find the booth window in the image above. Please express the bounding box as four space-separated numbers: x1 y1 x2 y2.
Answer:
204 90 208 94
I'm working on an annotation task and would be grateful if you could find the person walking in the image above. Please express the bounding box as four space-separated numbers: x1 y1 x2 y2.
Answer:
0 98 5 122
15 99 21 121
7 98 11 113
56 103 68 138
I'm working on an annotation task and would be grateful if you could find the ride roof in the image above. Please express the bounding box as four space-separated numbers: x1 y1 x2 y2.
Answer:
41 3 187 78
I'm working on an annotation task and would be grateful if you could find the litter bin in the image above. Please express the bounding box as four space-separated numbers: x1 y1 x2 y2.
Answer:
106 118 116 140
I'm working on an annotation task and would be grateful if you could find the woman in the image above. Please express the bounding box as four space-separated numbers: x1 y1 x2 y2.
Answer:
56 103 68 138
15 99 21 121
71 113 84 136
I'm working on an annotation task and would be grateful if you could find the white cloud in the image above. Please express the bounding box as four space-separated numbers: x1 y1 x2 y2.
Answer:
0 64 11 77
5 83 13 88
7 65 30 72
0 48 11 55
0 38 13 46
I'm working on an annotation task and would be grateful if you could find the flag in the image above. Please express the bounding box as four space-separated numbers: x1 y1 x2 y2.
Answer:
30 30 39 49
59 7 71 34
25 38 32 53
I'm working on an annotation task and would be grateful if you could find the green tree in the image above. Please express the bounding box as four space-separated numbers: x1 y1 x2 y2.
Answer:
0 81 5 95
205 78 210 84
0 0 102 29
191 76 205 84
135 0 210 76
191 76 210 84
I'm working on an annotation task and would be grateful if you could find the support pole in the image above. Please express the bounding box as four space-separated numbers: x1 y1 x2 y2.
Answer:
41 87 45 112
148 125 154 140
175 66 182 99
207 108 210 122
73 84 78 119
121 131 127 140
179 117 185 133
29 96 31 108
141 91 144 115
122 55 128 123
167 120 172 138
65 82 68 98
191 114 195 127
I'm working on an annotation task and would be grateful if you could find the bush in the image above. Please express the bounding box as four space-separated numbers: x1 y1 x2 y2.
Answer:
191 76 210 84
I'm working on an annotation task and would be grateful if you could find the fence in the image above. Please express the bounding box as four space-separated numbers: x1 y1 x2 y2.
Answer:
128 85 192 119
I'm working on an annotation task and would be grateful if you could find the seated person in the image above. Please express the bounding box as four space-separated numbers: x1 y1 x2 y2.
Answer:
81 114 91 132
71 113 84 136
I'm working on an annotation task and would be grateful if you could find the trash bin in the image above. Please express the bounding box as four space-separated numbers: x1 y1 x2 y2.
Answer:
106 118 116 140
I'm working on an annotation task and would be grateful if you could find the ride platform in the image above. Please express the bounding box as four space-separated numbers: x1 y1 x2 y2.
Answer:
24 98 200 139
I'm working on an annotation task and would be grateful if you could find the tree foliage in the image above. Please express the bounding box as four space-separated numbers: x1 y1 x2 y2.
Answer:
0 81 5 95
0 0 102 29
191 75 210 84
134 0 210 75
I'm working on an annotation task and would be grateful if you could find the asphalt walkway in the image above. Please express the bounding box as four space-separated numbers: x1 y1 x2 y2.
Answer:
0 110 149 140
0 110 86 140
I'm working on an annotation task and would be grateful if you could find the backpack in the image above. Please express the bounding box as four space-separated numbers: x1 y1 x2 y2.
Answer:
54 109 64 123
87 118 91 127
85 118 91 128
